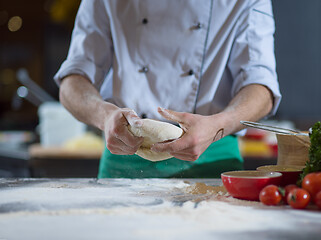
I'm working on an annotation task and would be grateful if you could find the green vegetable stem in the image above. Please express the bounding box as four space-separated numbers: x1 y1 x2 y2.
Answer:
299 121 321 185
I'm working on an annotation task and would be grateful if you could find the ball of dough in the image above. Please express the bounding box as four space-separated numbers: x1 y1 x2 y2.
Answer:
128 119 183 161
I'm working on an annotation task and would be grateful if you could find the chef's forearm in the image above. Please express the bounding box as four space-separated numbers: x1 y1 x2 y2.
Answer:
59 74 118 131
218 84 274 136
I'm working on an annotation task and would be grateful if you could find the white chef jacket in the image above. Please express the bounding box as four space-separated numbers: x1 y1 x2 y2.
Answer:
54 0 281 121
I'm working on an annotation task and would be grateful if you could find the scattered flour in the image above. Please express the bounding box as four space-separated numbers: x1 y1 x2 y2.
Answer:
184 182 228 195
1 179 321 240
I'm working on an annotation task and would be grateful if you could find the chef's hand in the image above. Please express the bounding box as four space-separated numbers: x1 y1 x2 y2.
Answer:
151 107 227 161
104 108 144 155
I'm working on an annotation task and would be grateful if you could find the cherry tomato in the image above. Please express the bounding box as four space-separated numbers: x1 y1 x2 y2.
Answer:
287 188 311 209
284 184 299 204
259 185 282 206
302 172 321 201
315 191 321 210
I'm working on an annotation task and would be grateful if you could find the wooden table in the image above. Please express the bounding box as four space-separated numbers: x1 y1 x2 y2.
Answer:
1 178 321 240
28 144 101 177
27 144 280 178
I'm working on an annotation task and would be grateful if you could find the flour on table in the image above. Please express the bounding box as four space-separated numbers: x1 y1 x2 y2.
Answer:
1 179 321 239
184 182 228 195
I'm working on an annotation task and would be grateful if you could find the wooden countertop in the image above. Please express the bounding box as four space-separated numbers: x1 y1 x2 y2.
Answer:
1 178 321 240
28 144 102 159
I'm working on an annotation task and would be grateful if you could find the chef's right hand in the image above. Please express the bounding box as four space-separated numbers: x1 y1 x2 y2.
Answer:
103 108 143 155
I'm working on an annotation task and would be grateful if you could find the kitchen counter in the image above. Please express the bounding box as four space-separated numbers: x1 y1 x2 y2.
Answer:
0 144 30 177
0 178 321 240
0 142 278 178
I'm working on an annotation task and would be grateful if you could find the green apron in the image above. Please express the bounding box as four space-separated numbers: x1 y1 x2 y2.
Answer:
98 135 243 178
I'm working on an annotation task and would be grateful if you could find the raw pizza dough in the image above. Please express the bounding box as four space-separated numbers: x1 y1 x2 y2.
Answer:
128 119 183 161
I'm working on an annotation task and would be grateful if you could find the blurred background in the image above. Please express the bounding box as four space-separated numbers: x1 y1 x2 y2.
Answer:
0 0 320 178
1 0 79 129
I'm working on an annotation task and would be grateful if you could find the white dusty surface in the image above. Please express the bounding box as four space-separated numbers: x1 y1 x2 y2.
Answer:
0 178 321 240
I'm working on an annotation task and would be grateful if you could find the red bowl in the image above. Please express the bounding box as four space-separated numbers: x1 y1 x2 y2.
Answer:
257 165 304 186
221 170 282 201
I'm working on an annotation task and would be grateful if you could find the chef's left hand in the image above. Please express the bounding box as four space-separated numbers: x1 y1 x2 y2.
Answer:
151 107 227 161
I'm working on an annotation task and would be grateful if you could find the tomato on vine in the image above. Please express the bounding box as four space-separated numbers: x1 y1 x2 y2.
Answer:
259 185 282 206
287 188 311 209
284 184 299 204
314 191 321 210
302 172 321 201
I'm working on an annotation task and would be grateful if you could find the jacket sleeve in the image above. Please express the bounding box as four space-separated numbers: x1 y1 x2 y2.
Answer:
54 0 113 90
228 0 281 116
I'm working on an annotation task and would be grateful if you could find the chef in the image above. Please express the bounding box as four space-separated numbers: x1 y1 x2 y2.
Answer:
54 0 281 178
